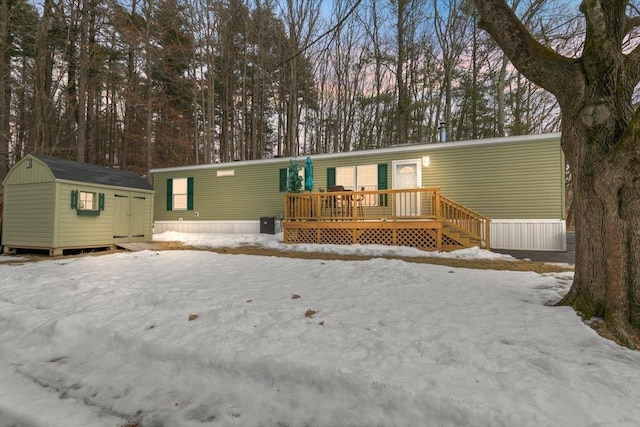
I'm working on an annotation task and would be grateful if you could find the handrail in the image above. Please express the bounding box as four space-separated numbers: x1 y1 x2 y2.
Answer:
438 195 491 249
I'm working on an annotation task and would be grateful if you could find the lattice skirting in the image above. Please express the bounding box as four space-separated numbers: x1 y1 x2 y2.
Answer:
283 220 466 251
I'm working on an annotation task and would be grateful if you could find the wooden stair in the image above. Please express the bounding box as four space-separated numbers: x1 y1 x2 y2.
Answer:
441 222 485 250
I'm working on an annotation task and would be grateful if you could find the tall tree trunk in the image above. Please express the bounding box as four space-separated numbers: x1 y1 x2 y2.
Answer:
34 0 53 154
144 0 153 179
474 0 640 348
395 0 407 145
559 95 640 347
0 0 10 179
121 0 138 169
286 58 298 155
76 0 90 163
496 54 508 136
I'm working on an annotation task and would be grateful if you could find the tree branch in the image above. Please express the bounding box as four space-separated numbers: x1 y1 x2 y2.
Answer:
275 0 363 69
473 0 581 98
625 43 640 86
626 15 640 33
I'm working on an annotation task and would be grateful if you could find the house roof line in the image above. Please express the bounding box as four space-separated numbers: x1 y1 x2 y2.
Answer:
150 132 562 174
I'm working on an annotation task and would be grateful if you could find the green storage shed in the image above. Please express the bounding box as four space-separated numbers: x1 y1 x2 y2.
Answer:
2 155 154 255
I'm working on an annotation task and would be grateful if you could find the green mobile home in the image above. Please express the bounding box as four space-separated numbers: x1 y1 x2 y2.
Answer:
151 132 566 251
2 155 154 255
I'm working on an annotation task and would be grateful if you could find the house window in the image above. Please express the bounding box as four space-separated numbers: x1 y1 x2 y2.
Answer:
328 163 388 206
335 164 378 191
279 167 305 192
355 164 378 191
336 167 356 190
172 178 188 210
79 191 95 210
166 177 194 211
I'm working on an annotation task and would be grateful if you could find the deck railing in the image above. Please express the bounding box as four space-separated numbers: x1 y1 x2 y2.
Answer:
438 195 491 247
284 187 490 248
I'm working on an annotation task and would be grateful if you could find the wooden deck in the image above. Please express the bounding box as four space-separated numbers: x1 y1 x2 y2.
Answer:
283 188 490 251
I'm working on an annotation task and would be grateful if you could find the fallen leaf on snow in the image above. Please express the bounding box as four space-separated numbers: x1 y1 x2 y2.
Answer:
188 314 199 321
305 309 317 317
292 294 301 299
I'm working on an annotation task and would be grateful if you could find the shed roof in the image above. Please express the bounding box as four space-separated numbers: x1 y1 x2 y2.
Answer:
34 155 154 190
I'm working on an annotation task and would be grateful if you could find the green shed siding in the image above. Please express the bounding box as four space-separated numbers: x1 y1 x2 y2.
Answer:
52 185 154 247
2 157 55 185
152 134 564 222
2 182 56 247
54 183 115 247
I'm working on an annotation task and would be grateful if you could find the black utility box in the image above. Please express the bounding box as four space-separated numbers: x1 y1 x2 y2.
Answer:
260 216 276 234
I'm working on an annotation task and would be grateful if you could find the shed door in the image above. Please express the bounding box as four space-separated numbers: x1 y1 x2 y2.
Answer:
131 196 146 239
114 194 130 242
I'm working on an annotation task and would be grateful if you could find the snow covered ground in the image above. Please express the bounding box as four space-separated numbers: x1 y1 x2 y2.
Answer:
1 232 638 427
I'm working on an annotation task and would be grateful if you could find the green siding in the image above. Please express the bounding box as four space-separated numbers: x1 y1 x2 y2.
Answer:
422 140 565 218
152 136 565 222
55 183 116 246
2 156 55 186
55 183 154 246
154 163 294 221
2 182 56 247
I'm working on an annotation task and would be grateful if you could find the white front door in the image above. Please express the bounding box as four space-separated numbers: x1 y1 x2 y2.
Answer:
392 159 421 216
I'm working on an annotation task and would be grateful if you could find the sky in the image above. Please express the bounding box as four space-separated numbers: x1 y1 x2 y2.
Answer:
1 232 639 427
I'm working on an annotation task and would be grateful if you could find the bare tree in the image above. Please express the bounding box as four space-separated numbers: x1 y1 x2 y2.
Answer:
279 0 319 156
434 0 470 141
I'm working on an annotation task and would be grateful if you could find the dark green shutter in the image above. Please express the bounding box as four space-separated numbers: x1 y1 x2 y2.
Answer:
166 179 173 210
187 177 194 210
279 168 287 192
70 190 78 209
327 167 336 189
377 163 388 206
99 193 105 211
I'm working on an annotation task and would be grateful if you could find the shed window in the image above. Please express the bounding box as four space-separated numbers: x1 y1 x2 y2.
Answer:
79 191 95 210
167 177 194 210
71 190 104 216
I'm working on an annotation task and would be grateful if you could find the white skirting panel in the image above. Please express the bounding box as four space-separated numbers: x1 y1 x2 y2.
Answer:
490 219 566 251
154 220 267 234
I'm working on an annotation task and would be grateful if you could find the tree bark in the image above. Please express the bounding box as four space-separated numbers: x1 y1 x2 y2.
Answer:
474 0 640 348
0 0 10 180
